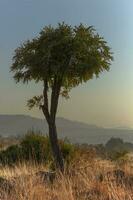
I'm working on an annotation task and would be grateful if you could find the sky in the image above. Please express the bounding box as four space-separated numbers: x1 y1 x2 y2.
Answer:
0 0 133 128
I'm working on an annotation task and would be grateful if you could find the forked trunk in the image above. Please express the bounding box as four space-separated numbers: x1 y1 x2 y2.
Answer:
48 121 64 172
42 79 64 172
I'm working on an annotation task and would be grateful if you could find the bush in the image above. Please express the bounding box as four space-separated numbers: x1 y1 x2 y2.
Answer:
0 144 22 165
59 139 75 163
108 150 128 162
0 132 76 166
106 138 125 152
21 132 52 163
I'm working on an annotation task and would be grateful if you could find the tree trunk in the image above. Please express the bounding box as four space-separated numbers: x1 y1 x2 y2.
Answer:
48 120 64 172
42 79 64 172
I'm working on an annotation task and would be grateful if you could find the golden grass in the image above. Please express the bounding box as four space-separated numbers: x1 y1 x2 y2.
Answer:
0 155 133 200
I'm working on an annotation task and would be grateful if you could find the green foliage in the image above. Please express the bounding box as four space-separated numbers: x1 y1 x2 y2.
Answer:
20 132 52 163
0 145 23 165
105 138 130 162
59 139 75 163
27 95 43 110
109 150 128 162
11 22 113 104
0 133 75 166
106 138 124 152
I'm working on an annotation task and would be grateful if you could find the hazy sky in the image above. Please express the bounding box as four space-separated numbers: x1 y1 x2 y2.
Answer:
0 0 133 128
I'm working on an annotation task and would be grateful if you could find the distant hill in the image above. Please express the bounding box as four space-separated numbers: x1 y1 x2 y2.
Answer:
0 115 133 144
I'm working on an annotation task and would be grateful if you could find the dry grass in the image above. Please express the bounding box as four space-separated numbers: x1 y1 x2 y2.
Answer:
0 154 133 200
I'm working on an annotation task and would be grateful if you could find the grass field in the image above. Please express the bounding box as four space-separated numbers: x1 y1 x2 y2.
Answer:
0 150 133 200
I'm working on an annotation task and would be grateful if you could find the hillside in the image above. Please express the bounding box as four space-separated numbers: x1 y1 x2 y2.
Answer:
0 115 133 144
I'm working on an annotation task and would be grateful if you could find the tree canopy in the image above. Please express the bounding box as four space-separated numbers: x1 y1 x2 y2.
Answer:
11 22 113 97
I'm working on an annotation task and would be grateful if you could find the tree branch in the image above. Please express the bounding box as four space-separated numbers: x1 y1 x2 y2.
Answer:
50 77 61 122
41 79 50 123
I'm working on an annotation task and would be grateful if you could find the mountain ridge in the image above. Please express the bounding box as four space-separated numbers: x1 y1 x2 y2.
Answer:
0 114 133 144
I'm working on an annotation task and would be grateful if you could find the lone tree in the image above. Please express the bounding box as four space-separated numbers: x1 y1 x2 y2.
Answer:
11 23 113 171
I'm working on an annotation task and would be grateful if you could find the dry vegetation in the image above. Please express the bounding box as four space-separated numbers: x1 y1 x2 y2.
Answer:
0 148 133 200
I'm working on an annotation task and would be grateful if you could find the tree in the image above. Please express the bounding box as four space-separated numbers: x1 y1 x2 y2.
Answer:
11 22 113 171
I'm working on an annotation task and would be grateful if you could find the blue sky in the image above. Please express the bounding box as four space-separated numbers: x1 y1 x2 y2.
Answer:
0 0 133 127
